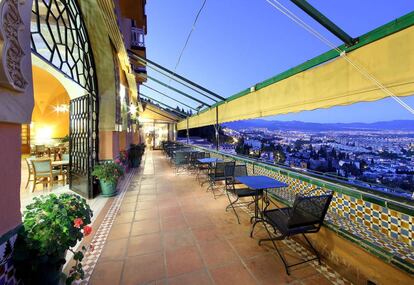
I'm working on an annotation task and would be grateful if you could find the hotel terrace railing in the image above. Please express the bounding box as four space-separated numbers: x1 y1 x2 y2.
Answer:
182 143 414 275
131 27 145 49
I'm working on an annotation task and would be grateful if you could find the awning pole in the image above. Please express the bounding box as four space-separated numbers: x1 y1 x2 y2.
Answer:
215 106 219 150
186 117 189 144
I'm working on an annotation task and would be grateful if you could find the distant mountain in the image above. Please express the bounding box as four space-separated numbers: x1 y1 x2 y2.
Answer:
223 119 414 131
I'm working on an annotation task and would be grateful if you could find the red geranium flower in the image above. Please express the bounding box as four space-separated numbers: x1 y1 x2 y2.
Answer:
73 218 83 228
83 225 92 236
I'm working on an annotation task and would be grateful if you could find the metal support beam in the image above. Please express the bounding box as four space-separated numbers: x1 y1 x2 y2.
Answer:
137 59 219 103
142 84 199 111
290 0 357 46
140 92 188 117
148 75 211 107
128 50 226 101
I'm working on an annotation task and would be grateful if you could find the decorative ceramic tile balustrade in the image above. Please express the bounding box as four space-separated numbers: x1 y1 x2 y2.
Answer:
199 147 414 273
0 232 20 285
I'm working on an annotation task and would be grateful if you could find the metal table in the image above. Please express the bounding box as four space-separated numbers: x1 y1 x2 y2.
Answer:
235 175 288 237
197 158 224 185
197 158 223 164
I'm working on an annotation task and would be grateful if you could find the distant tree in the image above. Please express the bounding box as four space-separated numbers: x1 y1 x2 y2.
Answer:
273 144 286 164
360 160 368 171
331 148 337 159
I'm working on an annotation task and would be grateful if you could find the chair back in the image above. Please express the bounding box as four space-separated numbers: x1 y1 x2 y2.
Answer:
189 151 199 165
25 157 36 173
174 151 189 165
234 165 248 177
224 162 235 178
287 193 333 229
214 162 227 178
32 159 52 175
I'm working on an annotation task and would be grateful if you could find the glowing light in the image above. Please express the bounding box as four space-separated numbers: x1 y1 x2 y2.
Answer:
35 127 53 144
120 85 127 103
53 104 69 113
128 104 138 115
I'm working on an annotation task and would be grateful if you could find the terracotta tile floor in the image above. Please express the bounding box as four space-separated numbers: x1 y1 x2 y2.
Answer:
89 151 341 285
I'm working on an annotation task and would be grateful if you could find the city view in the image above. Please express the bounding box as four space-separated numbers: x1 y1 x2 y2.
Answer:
180 119 414 200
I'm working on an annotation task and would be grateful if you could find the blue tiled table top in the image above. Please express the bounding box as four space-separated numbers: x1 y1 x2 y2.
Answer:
197 158 223 164
235 175 288 190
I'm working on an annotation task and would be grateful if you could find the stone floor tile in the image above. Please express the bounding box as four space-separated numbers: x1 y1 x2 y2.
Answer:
89 260 123 285
131 219 161 236
127 232 163 256
165 245 204 277
209 262 258 285
167 270 212 285
198 239 239 268
122 252 165 285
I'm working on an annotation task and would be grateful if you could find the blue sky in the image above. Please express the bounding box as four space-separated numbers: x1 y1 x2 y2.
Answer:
144 0 414 123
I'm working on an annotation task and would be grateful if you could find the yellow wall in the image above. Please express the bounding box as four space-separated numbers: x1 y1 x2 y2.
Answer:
31 66 70 140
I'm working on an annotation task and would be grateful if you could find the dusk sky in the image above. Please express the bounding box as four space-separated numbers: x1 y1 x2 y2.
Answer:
144 0 414 123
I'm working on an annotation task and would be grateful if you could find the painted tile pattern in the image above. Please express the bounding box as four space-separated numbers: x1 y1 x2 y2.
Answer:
0 234 20 285
82 169 138 282
206 149 414 272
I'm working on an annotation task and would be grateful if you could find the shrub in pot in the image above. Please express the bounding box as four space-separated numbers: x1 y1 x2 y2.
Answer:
92 161 124 197
128 144 145 168
13 193 93 285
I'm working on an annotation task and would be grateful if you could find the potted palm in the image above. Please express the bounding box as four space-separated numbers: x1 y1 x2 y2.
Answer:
13 193 93 285
92 161 124 197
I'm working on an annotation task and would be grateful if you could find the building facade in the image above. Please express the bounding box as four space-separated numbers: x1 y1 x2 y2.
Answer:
0 0 150 281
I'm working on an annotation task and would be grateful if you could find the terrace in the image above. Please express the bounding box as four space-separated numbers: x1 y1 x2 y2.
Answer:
84 150 347 285
79 146 412 284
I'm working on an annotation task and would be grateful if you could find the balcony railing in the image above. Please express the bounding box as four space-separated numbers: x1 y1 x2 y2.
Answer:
132 64 146 74
131 27 145 49
183 142 414 274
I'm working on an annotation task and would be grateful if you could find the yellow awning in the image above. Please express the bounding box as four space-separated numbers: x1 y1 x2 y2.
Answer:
141 102 180 122
178 14 414 130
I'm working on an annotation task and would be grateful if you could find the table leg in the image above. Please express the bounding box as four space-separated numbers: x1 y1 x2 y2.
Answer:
250 189 268 238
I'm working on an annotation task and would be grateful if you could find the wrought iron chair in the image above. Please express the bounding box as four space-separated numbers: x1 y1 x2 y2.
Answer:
195 152 212 183
225 165 262 224
173 151 190 174
258 189 333 275
207 161 235 199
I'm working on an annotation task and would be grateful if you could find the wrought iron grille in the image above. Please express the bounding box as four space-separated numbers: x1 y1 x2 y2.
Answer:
69 94 98 197
31 0 99 198
31 0 97 95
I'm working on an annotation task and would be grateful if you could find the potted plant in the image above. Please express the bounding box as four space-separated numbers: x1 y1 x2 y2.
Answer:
128 143 145 168
117 150 129 172
92 161 124 197
13 193 93 285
